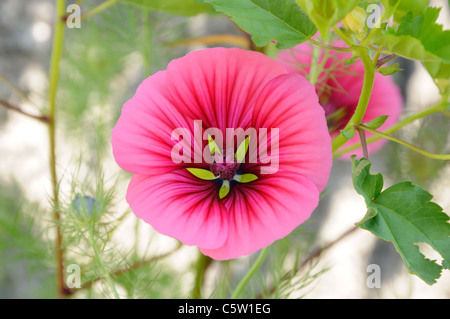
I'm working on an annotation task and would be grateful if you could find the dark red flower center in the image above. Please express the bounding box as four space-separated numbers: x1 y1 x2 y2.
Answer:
209 158 240 181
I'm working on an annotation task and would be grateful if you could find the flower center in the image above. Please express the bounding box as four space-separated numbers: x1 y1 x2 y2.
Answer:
185 136 257 199
209 158 240 181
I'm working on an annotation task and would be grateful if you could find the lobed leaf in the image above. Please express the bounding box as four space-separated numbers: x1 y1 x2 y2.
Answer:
377 63 403 76
423 61 450 81
379 0 429 22
202 0 317 49
351 157 450 285
376 7 450 63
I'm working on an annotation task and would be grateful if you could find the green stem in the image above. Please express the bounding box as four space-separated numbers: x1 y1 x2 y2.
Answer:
141 10 152 78
80 0 120 20
191 252 212 299
375 54 398 68
231 247 270 299
372 51 381 67
89 225 121 299
357 127 369 159
0 72 40 108
133 218 140 261
358 124 450 160
69 241 183 295
0 100 49 123
48 0 66 298
255 227 358 299
333 100 448 157
308 44 320 86
332 25 354 48
361 7 387 48
368 44 392 55
308 38 353 52
308 42 330 88
332 48 376 152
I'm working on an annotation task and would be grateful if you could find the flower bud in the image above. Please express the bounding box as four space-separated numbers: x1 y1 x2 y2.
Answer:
71 194 101 220
343 7 367 33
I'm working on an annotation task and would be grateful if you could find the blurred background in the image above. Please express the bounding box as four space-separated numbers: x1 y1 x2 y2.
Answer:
0 0 449 298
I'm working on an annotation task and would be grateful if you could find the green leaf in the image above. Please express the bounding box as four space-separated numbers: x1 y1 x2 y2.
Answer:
186 168 219 180
297 0 358 41
423 60 450 91
219 180 230 199
423 61 450 80
235 136 250 163
343 53 360 65
123 0 213 16
233 173 258 183
363 115 389 129
379 0 428 22
357 207 378 226
377 63 403 76
378 0 400 20
351 157 384 204
351 156 450 285
203 0 317 49
376 7 450 62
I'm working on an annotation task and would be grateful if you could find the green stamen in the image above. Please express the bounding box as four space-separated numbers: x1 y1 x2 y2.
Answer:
208 134 222 157
233 173 258 183
219 180 230 199
235 136 250 163
187 136 258 200
186 168 219 180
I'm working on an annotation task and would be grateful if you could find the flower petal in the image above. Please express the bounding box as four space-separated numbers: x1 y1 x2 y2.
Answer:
113 47 337 260
276 42 403 159
200 171 319 260
165 47 287 132
112 48 290 176
200 73 332 260
111 71 194 176
126 171 228 250
250 73 332 193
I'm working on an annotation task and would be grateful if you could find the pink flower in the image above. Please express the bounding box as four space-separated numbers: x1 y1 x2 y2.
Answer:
277 42 403 158
111 47 331 260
